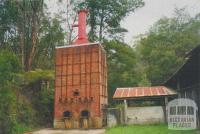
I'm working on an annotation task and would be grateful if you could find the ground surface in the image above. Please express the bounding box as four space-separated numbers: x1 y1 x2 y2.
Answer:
105 124 200 134
30 125 200 134
31 129 105 134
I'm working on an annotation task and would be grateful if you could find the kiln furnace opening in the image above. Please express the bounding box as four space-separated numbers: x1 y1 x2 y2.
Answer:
81 110 90 118
63 111 72 118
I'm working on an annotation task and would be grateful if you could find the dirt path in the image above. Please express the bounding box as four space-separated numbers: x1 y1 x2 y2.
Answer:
31 129 105 134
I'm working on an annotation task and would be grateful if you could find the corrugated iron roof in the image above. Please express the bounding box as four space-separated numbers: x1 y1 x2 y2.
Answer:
113 86 177 99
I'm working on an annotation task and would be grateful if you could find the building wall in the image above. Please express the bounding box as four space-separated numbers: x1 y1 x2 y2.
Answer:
126 106 165 124
165 50 200 127
54 43 107 129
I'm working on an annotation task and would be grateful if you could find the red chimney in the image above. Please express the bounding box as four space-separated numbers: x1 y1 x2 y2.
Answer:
72 9 89 45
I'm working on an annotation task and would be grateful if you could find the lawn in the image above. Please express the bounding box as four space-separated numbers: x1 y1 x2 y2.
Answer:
105 124 200 134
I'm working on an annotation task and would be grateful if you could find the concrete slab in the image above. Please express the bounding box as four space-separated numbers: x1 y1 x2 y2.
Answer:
31 129 105 134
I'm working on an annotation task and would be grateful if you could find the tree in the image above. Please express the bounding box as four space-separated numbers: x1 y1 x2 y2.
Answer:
0 0 65 71
54 0 78 45
136 9 200 85
58 0 144 42
103 40 139 104
33 17 65 69
15 0 44 71
84 0 144 42
0 1 63 131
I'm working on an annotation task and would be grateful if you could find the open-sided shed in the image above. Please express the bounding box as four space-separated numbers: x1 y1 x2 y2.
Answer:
113 86 177 125
113 86 177 100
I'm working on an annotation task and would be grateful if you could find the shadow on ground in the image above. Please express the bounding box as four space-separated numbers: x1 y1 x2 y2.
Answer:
31 128 105 134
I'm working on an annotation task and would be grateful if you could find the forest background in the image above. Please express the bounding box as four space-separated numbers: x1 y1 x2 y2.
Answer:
0 0 200 133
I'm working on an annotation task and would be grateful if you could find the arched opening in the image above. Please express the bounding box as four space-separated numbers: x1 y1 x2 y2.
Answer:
80 110 90 129
63 111 72 118
63 111 72 129
81 110 89 118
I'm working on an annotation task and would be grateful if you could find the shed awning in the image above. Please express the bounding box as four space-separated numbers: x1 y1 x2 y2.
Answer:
113 86 177 99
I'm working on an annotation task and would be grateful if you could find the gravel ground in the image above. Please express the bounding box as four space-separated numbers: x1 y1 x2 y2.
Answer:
31 129 105 134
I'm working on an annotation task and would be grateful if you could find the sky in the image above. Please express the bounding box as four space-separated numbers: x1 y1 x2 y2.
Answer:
46 0 200 44
122 0 200 44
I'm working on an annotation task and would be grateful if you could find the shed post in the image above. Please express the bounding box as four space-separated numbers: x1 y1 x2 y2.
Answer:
177 78 181 98
124 99 127 124
164 96 168 105
164 96 168 123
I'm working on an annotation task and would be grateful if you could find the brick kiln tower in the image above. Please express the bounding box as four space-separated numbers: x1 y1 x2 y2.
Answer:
54 9 107 129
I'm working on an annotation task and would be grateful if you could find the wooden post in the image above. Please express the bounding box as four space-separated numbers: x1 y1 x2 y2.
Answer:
124 99 127 125
164 96 168 123
165 96 168 106
177 78 181 98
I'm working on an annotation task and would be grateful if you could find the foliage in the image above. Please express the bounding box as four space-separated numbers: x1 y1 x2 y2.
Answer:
13 124 33 134
0 50 20 134
0 1 59 132
105 9 200 104
16 98 36 128
1 0 200 132
33 17 65 69
32 85 54 126
18 70 55 127
0 0 64 71
136 9 200 85
22 69 54 84
0 84 17 134
0 50 54 133
63 0 144 42
106 124 199 134
0 50 21 81
103 40 139 104
86 0 144 41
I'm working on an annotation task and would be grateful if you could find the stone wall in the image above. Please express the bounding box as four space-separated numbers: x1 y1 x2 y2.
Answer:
107 108 124 127
126 106 165 124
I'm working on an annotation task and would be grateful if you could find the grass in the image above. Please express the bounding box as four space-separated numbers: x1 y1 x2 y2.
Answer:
14 124 33 134
105 124 200 134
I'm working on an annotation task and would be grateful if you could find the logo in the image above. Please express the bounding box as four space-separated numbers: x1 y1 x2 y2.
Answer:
167 98 198 130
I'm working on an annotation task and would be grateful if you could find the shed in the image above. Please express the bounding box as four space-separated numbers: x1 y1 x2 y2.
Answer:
113 86 177 125
113 86 177 100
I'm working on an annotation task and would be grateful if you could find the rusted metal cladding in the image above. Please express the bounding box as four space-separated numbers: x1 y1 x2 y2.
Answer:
54 43 107 129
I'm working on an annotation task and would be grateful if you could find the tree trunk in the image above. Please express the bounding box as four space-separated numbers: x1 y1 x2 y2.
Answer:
16 0 25 70
99 9 104 42
27 14 37 71
89 9 95 41
19 31 25 70
26 0 43 71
